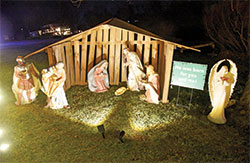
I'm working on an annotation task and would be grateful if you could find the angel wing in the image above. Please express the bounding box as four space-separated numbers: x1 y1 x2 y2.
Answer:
208 59 225 107
227 59 237 99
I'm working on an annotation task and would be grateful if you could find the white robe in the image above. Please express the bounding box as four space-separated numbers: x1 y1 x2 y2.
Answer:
126 52 145 91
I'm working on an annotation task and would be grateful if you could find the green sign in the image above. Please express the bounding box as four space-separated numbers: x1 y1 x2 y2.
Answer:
171 61 207 90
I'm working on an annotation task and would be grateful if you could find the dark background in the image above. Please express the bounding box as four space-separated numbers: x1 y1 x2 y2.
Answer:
0 0 213 44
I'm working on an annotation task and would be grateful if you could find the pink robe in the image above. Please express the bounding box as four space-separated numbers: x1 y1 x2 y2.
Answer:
145 74 160 104
94 67 108 93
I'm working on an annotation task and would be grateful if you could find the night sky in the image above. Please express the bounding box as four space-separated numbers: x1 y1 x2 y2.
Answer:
1 0 211 43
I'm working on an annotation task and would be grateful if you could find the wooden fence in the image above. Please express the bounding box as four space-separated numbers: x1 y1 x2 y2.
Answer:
46 25 174 102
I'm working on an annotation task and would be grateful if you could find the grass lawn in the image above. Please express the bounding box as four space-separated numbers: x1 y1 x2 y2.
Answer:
0 39 249 162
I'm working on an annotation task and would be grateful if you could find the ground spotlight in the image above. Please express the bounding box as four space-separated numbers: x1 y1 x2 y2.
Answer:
97 124 105 139
119 130 125 143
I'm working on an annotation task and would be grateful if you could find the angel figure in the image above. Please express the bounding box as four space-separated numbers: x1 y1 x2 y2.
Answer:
123 48 146 91
207 59 237 124
88 60 109 93
41 62 70 109
141 65 160 104
12 56 41 105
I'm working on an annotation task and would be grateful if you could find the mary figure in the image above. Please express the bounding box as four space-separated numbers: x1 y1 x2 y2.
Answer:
88 60 109 93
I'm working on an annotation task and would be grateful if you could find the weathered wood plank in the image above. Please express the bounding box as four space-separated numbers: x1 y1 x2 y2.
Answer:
87 30 97 73
46 47 56 66
121 30 128 82
158 41 165 97
114 28 121 84
60 44 69 90
143 36 151 65
66 42 74 86
52 46 59 63
109 27 115 85
96 29 102 64
128 31 134 51
80 34 88 84
162 43 174 103
103 28 109 60
136 34 143 60
74 41 80 85
65 43 72 88
152 41 158 72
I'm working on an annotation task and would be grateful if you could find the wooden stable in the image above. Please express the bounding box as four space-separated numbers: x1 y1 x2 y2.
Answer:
25 18 199 103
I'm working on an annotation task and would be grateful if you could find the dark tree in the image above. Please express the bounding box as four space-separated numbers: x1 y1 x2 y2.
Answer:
203 0 249 59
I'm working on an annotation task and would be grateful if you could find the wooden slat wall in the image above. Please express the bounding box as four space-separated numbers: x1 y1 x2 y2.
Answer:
48 25 175 102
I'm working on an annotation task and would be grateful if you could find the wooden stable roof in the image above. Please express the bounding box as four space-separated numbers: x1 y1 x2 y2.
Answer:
25 18 199 59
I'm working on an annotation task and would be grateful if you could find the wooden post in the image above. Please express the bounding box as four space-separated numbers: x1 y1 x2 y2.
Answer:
81 34 88 84
144 36 150 65
109 27 115 85
74 41 80 85
158 41 165 95
88 30 96 73
114 28 121 84
52 46 59 63
103 28 109 60
136 34 143 60
162 43 175 103
46 47 56 66
66 42 74 86
96 29 102 64
121 30 128 82
61 44 69 90
152 41 158 72
129 32 134 51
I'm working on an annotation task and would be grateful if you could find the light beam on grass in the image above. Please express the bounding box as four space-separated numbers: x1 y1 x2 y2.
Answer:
0 129 3 137
129 104 183 131
0 144 9 151
72 105 115 126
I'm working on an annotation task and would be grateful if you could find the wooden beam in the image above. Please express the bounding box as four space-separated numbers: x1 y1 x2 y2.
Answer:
162 43 175 103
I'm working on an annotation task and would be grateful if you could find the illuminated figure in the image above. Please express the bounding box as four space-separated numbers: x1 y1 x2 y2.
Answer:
123 48 145 91
142 65 160 104
208 59 237 124
42 62 70 109
12 56 41 105
88 60 109 93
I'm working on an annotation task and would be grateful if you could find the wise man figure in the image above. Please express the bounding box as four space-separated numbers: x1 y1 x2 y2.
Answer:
123 48 146 91
41 62 70 109
12 56 41 105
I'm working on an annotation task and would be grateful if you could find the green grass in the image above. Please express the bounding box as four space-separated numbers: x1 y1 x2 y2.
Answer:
0 41 249 162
